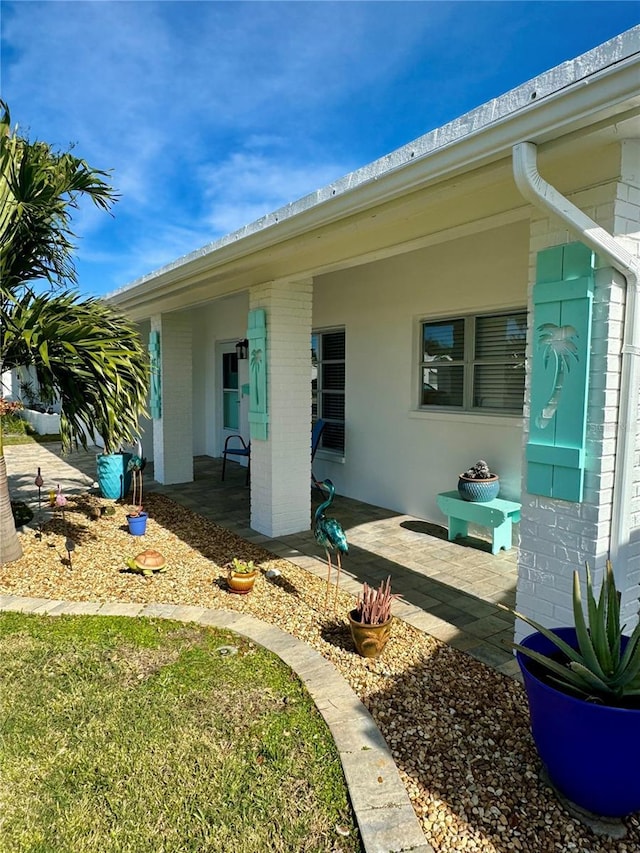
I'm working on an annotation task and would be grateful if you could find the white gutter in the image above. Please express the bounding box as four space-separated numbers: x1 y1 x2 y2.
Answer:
513 141 640 572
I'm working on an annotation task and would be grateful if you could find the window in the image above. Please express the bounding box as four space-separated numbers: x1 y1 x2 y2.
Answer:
421 310 526 413
312 328 345 453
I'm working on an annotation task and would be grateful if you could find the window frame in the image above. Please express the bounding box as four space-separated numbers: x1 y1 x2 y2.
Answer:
312 326 346 455
419 309 526 415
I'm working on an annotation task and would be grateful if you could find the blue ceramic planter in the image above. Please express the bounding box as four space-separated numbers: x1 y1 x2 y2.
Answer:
457 475 500 502
126 511 148 536
517 627 640 818
96 452 133 500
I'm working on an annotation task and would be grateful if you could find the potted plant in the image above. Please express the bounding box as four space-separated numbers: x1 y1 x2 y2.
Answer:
94 413 145 501
96 441 134 501
126 453 148 535
457 459 500 502
510 561 640 818
226 558 258 594
348 576 397 658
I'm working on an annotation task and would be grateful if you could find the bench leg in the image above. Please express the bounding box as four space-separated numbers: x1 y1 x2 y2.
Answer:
448 517 468 542
491 518 513 554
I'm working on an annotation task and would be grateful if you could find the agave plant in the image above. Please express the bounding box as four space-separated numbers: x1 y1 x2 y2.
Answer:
512 561 640 701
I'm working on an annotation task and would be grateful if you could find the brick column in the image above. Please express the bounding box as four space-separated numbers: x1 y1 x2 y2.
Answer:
516 143 640 639
248 278 313 536
151 312 194 485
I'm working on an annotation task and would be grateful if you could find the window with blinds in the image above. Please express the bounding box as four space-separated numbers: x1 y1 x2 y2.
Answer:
312 328 345 453
421 311 526 413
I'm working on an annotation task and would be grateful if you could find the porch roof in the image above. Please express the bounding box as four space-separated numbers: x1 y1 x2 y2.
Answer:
108 27 640 319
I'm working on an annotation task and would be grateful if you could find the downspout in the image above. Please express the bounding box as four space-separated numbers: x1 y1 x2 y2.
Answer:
512 141 640 572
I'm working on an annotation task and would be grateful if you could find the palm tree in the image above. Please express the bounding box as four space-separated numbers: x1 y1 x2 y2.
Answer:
534 322 579 430
0 101 149 563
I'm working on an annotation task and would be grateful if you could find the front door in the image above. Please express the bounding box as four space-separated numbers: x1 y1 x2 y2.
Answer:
219 342 249 460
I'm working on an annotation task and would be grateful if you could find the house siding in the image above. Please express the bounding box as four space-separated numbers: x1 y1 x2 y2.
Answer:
312 220 528 522
516 143 640 637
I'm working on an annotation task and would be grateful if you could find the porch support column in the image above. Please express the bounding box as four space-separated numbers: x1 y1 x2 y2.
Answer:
150 312 194 485
249 277 313 537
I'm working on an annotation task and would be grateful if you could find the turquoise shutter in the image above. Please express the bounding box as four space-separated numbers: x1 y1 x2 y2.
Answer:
148 331 161 419
526 242 595 502
247 309 268 440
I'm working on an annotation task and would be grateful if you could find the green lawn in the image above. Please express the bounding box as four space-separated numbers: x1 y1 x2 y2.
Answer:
0 613 361 853
2 431 62 445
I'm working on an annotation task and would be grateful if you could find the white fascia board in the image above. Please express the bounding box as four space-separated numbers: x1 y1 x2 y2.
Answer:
108 28 640 312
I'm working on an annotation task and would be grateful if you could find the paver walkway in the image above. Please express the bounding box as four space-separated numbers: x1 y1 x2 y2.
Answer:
5 442 520 677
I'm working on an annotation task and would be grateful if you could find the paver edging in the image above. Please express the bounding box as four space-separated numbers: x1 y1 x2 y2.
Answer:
0 595 433 853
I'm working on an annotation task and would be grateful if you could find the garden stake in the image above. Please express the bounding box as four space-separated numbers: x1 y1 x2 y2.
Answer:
34 468 43 538
65 537 75 569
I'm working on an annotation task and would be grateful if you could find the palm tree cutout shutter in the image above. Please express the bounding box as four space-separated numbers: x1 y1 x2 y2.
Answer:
526 242 595 502
148 331 161 419
247 308 268 440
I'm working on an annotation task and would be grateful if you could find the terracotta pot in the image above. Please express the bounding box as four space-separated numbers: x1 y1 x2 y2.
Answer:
348 609 392 658
227 571 257 595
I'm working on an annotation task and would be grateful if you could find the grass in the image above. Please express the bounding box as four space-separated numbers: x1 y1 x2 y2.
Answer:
3 431 62 445
0 612 362 853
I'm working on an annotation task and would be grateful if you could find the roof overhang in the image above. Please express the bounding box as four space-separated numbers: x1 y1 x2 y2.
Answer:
107 27 640 320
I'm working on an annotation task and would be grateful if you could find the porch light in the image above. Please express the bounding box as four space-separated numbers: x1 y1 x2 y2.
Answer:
235 338 249 360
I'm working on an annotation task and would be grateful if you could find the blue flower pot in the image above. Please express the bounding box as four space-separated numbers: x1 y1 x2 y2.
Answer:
517 627 640 817
126 511 148 536
96 452 133 500
457 475 499 502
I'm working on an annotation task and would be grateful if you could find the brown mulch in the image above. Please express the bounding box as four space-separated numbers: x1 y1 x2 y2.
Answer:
2 491 638 853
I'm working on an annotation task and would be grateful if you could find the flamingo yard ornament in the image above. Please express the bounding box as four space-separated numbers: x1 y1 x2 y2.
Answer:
55 484 67 524
313 479 348 611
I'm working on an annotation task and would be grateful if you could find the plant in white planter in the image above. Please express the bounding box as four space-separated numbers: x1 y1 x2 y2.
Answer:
508 562 640 818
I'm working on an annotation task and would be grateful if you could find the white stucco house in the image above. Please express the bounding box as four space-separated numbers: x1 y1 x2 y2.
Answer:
107 27 640 637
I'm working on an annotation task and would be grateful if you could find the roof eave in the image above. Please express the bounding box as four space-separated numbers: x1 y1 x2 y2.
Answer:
108 33 640 312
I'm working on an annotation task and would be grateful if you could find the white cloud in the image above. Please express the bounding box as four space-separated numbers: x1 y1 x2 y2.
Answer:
198 148 352 235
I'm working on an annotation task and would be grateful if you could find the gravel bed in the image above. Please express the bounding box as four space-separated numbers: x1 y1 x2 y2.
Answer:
2 492 638 852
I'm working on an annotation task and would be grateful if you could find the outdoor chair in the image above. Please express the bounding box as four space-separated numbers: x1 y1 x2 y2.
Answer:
222 419 326 490
221 435 250 485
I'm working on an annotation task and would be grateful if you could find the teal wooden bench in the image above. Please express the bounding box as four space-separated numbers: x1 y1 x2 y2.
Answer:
436 491 521 555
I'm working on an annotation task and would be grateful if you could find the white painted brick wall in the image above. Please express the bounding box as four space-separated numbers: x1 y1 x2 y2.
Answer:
249 278 313 537
151 313 194 485
516 149 640 640
618 139 640 628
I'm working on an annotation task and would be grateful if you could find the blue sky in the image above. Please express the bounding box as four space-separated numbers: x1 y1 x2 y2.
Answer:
2 1 639 298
